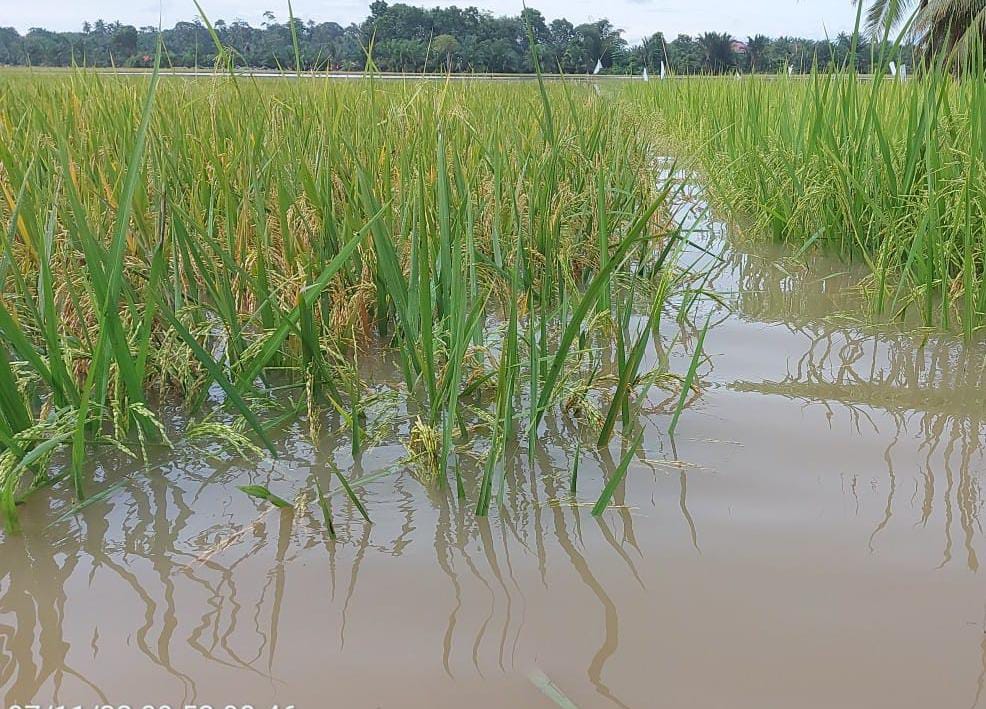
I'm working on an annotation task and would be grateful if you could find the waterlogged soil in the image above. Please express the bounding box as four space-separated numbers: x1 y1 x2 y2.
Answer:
4 183 986 709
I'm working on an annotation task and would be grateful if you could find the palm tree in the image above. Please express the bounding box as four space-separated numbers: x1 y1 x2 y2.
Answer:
698 32 736 73
746 34 771 71
857 0 985 62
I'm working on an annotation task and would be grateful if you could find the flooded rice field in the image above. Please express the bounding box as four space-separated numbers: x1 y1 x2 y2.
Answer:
3 183 986 709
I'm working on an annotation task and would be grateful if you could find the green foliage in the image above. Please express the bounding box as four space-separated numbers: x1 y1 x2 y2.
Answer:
591 430 642 516
0 3 913 74
238 484 292 508
0 70 687 528
626 61 985 332
857 0 986 63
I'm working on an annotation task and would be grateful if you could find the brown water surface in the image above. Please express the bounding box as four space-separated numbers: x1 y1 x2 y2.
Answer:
3 182 986 708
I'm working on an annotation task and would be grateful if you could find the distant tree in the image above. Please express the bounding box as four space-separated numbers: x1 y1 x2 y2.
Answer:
520 7 550 44
545 19 575 71
668 35 703 73
569 20 625 73
0 4 921 74
379 37 426 71
636 32 668 71
24 28 72 65
746 34 770 71
698 32 736 73
431 33 461 70
0 27 23 64
111 25 139 58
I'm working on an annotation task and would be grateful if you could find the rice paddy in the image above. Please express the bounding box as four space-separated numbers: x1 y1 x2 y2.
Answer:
4 41 986 706
2 49 985 533
0 67 702 531
624 65 985 334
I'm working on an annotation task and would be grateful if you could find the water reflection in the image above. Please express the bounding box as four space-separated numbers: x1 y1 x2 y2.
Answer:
721 240 986 570
1 414 665 706
0 534 104 703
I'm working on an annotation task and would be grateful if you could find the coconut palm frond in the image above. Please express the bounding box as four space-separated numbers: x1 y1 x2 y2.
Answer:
863 0 914 33
857 0 986 61
914 0 986 61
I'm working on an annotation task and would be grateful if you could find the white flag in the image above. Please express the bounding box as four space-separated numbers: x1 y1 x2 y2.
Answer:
787 64 794 76
660 61 666 79
889 61 897 77
900 63 907 81
593 58 603 75
643 67 649 82
735 70 741 80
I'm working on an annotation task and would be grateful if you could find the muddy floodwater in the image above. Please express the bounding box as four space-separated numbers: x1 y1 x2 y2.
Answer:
4 180 986 709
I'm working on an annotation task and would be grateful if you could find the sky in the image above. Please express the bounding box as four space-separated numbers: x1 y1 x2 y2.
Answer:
4 0 862 44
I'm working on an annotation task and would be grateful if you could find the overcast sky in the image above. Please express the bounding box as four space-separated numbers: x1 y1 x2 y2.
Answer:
5 0 861 43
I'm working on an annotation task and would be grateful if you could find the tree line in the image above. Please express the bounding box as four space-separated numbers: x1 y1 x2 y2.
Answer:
0 1 914 74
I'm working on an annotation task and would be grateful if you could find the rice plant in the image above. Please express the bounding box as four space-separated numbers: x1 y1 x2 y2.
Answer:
0 66 687 528
622 48 985 334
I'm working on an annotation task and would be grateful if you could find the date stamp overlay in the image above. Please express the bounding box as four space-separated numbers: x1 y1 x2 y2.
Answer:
7 705 297 709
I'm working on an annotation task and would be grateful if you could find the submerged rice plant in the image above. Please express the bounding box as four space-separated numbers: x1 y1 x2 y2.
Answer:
0 68 690 528
624 56 985 333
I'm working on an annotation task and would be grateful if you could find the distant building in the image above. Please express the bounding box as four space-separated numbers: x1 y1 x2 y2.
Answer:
731 41 748 54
